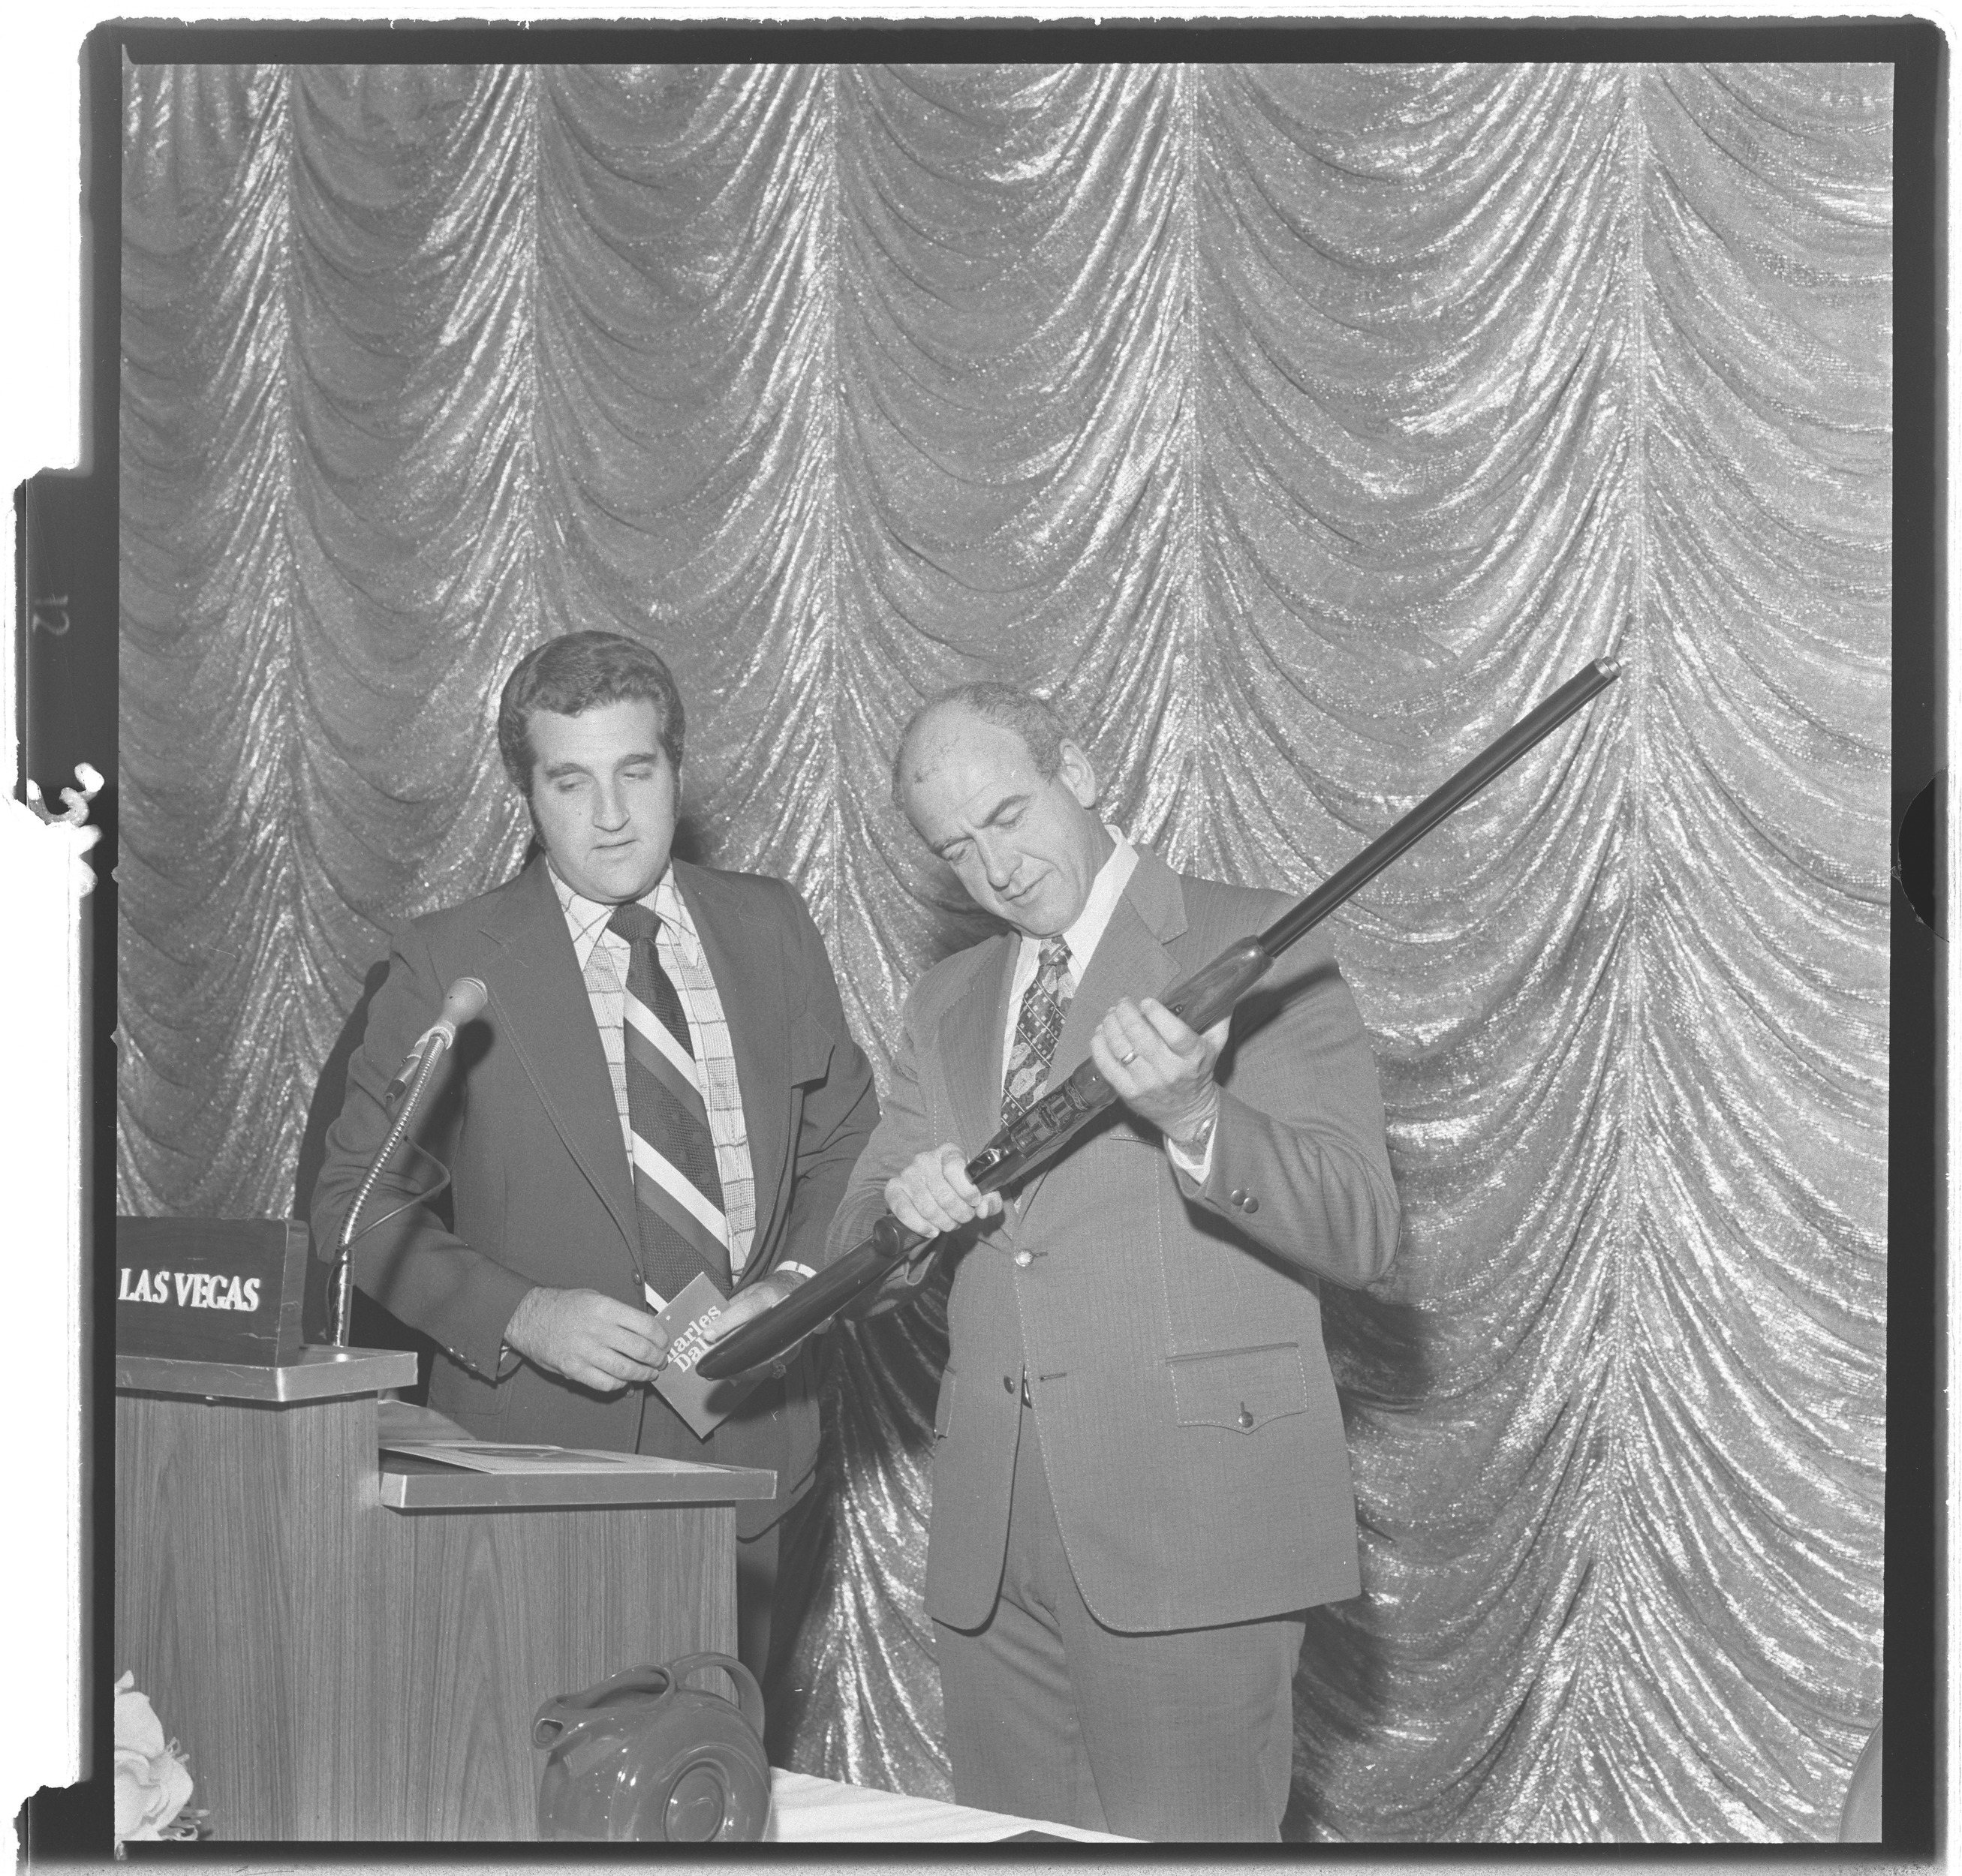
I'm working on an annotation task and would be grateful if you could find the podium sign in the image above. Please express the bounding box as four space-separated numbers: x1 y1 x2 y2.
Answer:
116 1217 311 1364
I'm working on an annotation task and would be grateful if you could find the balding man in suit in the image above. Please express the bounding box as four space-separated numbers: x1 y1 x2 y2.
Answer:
829 684 1399 1841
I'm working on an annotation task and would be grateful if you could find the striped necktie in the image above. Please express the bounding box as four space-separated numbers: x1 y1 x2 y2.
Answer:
607 900 732 1298
1003 936 1072 1122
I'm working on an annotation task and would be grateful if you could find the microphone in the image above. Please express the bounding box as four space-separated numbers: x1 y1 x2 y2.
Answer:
330 975 488 1345
382 976 489 1105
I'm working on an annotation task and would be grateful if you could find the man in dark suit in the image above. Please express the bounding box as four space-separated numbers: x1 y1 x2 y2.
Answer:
311 630 878 1694
829 684 1400 1841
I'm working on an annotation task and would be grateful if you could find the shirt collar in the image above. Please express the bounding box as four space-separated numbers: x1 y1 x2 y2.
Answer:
1028 824 1137 980
550 861 699 970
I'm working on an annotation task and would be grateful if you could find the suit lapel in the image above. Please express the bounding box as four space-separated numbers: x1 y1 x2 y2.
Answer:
476 858 639 1258
1015 848 1188 1219
1050 846 1188 1087
937 933 1019 1148
671 861 793 1287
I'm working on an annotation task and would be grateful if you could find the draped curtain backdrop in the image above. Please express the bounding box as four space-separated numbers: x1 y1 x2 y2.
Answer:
119 62 1891 1843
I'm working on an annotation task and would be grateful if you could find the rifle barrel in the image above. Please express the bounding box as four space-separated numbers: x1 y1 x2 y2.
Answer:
696 657 1622 1381
1258 657 1621 956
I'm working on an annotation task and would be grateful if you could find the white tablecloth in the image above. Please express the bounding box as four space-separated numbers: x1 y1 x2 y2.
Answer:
766 1769 1135 1843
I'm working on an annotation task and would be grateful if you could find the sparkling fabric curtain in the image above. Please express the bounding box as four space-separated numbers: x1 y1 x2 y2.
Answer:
119 63 1891 1842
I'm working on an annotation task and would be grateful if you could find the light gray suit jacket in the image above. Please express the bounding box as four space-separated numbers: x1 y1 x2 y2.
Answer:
829 847 1401 1631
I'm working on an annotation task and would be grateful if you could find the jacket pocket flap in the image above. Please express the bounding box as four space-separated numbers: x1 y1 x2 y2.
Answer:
1169 1342 1308 1432
788 1011 835 1087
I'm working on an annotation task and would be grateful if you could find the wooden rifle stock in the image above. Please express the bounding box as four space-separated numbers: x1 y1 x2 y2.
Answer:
697 657 1622 1381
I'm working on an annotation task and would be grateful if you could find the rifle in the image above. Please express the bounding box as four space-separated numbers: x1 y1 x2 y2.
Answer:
697 657 1621 1381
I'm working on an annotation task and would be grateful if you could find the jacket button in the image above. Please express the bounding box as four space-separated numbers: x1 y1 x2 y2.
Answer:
1013 1249 1034 1269
1004 1374 1015 1393
1241 1194 1259 1214
1238 1405 1255 1430
1229 1189 1249 1208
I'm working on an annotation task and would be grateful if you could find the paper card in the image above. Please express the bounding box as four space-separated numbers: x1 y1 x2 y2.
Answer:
378 1440 756 1477
382 1442 630 1475
650 1272 762 1439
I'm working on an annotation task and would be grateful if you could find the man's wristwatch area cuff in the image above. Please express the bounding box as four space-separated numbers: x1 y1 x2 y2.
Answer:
1173 1112 1217 1159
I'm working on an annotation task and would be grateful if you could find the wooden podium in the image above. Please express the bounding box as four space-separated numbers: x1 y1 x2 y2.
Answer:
114 1347 775 1841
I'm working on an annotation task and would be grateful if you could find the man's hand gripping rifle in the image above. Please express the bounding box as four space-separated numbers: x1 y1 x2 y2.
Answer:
697 657 1622 1382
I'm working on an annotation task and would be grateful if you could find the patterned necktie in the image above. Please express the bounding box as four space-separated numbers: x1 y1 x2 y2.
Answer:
607 901 732 1297
1003 936 1072 1122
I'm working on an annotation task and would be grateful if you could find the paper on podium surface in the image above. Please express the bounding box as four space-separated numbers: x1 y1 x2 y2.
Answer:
649 1272 762 1439
377 1441 757 1476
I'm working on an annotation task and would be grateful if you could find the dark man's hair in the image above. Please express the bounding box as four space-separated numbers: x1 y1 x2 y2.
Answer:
891 682 1074 813
497 630 685 792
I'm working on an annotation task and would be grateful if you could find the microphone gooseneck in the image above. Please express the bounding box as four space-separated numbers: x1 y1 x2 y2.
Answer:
329 976 487 1346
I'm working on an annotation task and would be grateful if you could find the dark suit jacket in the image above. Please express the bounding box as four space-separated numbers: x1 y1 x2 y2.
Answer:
311 854 878 1535
830 847 1400 1628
